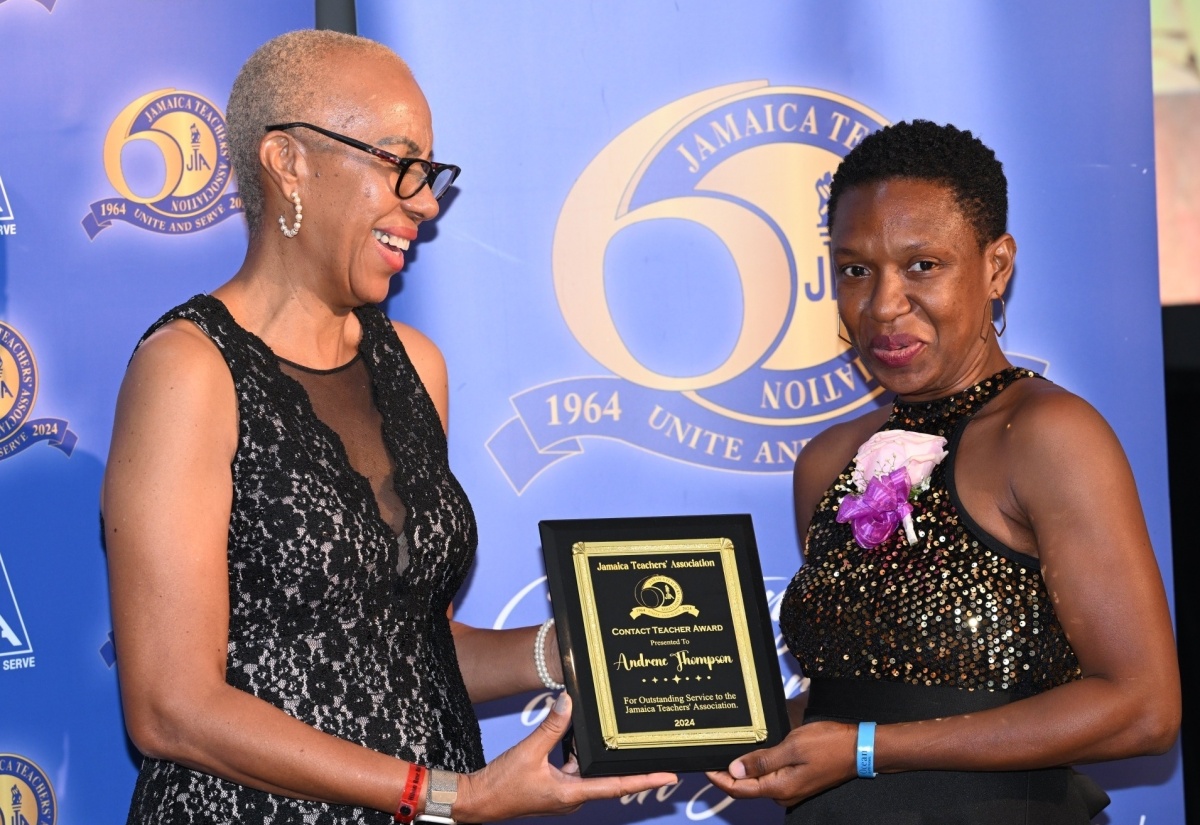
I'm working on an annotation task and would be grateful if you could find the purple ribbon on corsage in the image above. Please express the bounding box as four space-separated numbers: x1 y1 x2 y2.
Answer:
836 468 914 549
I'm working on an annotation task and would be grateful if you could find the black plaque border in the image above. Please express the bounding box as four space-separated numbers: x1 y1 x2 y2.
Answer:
539 514 790 776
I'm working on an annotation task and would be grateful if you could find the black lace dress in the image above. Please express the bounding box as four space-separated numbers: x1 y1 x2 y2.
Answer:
124 295 485 824
779 368 1108 824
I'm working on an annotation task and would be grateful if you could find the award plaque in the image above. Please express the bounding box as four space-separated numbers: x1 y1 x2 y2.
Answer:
539 514 789 776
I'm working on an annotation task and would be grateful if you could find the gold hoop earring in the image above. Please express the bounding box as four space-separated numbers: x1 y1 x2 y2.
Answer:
836 313 852 347
993 295 1007 338
278 191 302 238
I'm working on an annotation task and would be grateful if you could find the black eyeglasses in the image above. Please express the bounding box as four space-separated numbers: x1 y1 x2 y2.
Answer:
265 122 461 200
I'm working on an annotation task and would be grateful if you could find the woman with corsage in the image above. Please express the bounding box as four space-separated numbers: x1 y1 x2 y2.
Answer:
102 29 674 825
707 120 1180 823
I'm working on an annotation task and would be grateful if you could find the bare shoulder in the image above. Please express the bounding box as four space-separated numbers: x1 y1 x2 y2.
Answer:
119 320 235 416
793 405 890 533
390 319 449 430
129 318 227 376
103 318 237 515
992 377 1121 459
389 320 446 379
797 408 888 477
111 319 237 462
987 377 1134 516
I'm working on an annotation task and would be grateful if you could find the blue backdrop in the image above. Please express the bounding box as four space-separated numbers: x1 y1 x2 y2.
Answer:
0 2 313 823
360 2 1183 824
0 1 1182 823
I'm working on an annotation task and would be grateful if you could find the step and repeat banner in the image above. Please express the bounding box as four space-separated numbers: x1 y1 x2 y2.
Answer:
360 2 1183 824
0 2 314 823
0 1 1183 823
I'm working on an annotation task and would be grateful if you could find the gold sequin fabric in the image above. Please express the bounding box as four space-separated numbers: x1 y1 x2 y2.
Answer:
780 368 1082 696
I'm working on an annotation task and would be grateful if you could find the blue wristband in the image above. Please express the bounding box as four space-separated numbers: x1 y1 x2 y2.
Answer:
856 721 878 778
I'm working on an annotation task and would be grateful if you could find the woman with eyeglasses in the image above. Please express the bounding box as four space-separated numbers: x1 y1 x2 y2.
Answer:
101 30 675 825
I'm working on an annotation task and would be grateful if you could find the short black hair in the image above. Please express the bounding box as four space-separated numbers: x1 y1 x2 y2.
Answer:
827 119 1008 248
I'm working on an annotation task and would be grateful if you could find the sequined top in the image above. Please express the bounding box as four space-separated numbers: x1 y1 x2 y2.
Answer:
780 367 1082 696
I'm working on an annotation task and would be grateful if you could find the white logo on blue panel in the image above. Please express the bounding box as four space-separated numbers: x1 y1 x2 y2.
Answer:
0 550 34 671
0 172 17 237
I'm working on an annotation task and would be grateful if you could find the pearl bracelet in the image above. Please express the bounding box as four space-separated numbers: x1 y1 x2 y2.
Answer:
535 618 565 690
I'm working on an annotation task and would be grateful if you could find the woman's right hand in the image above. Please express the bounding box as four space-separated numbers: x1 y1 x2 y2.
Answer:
705 720 857 808
455 693 678 822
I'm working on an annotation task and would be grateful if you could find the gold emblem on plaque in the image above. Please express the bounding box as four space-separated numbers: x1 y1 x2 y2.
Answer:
630 575 699 620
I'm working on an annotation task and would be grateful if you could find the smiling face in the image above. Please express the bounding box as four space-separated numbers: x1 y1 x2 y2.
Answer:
832 178 1015 401
277 49 441 307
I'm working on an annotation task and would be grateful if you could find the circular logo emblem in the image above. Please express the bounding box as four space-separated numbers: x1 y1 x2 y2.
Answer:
0 754 57 825
0 322 37 441
554 82 890 427
631 575 698 620
486 83 893 487
84 88 243 238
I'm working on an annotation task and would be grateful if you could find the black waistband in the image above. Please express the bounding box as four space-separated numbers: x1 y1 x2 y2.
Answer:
805 677 1017 724
800 678 1109 820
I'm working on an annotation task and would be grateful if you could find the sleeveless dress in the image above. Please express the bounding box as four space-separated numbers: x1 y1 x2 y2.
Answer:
778 368 1108 824
124 295 485 825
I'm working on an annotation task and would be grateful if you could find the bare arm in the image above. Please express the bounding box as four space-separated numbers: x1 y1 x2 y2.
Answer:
104 322 672 820
104 323 428 810
451 621 564 704
709 391 1179 805
874 392 1179 770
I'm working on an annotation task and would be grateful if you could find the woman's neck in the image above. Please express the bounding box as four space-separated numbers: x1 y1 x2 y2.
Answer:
894 345 1012 404
213 253 362 371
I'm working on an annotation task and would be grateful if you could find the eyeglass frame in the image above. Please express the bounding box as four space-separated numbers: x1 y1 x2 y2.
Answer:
264 121 461 200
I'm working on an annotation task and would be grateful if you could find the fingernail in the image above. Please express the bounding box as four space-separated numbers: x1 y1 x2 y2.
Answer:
554 692 569 714
729 761 746 779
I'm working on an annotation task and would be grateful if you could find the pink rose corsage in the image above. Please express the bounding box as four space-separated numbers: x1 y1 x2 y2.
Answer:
836 430 948 549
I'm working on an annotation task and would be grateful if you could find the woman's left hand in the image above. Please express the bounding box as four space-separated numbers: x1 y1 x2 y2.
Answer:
705 721 857 807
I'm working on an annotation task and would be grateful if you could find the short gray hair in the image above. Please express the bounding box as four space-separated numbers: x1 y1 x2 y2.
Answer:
226 30 408 236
